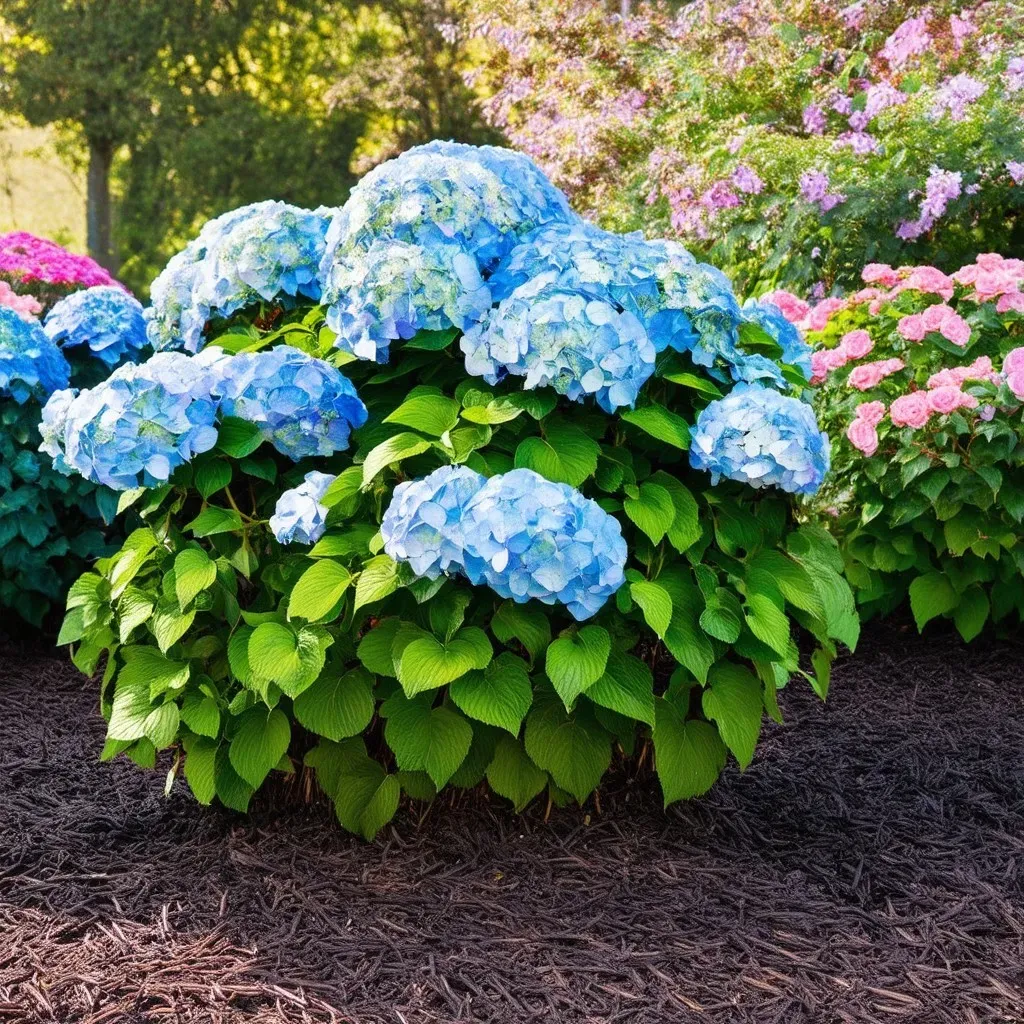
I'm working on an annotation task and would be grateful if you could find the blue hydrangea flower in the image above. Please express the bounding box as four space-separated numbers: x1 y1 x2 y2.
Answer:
323 238 492 363
738 298 812 384
0 306 70 403
44 285 147 367
461 279 656 413
460 468 627 621
270 470 337 545
147 202 332 354
381 464 487 578
39 351 221 490
658 261 744 370
689 382 830 495
211 344 367 460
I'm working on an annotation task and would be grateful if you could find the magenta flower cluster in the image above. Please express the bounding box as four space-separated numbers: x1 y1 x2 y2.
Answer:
0 232 119 289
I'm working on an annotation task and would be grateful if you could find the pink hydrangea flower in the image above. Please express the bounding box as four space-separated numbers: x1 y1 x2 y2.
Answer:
823 347 850 371
848 358 905 391
939 310 970 346
996 291 1024 314
903 265 955 300
880 15 931 69
810 350 830 385
732 165 764 194
803 103 826 135
889 391 931 428
805 297 846 332
862 263 899 288
0 280 42 320
856 401 886 425
897 313 926 341
0 232 119 288
1003 347 1024 376
927 385 970 415
1006 372 1024 401
763 289 810 324
847 417 879 455
839 329 873 359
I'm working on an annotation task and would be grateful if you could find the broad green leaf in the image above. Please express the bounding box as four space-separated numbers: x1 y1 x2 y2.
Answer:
107 676 155 742
743 592 791 657
450 652 533 734
663 371 723 398
321 466 363 508
143 703 180 749
746 551 824 618
649 472 701 553
663 600 715 685
384 395 460 436
354 555 401 611
586 651 655 727
514 421 599 486
701 663 762 769
195 459 232 499
118 647 190 698
309 524 377 557
623 483 676 544
523 703 610 804
486 735 548 811
700 595 743 643
228 707 290 789
293 668 375 741
361 432 433 486
620 402 690 449
247 622 327 698
953 585 989 643
384 697 473 788
545 625 611 709
909 572 957 632
174 548 217 610
491 600 552 661
217 416 264 458
652 698 726 806
396 627 493 696
180 692 220 738
117 587 154 643
151 601 196 654
184 737 218 804
214 747 254 812
186 506 243 538
630 581 672 639
356 617 401 676
288 559 352 621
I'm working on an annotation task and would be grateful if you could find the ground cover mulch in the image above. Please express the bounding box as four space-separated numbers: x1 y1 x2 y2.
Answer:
0 622 1022 1024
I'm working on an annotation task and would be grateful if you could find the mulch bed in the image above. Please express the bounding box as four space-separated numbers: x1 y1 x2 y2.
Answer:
1 623 1022 1024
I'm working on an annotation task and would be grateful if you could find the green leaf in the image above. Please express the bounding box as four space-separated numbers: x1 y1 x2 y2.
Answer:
384 698 473 788
143 702 180 749
652 699 727 806
663 371 723 398
118 647 190 699
623 483 676 544
649 472 701 553
184 738 218 805
228 707 291 789
356 617 400 676
293 668 375 742
309 524 377 558
195 459 232 499
486 735 548 811
545 625 611 709
953 586 989 643
743 592 791 657
288 559 352 621
247 622 327 698
523 703 610 804
107 676 155 742
174 548 217 610
396 626 493 696
384 395 460 436
701 663 762 770
180 693 220 739
361 432 433 486
909 572 957 631
586 651 655 727
151 601 195 654
491 600 551 661
514 421 599 486
186 506 244 538
664 601 715 685
449 652 533 734
620 402 690 449
117 587 155 643
630 581 672 639
214 747 254 812
216 417 264 458
354 555 401 611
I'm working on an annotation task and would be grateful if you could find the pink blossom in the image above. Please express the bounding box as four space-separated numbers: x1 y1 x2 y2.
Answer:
802 104 826 135
931 74 986 121
950 13 975 50
856 401 886 426
889 391 932 428
927 385 968 415
939 310 970 346
996 291 1024 314
763 289 809 324
880 15 931 69
732 165 764 194
1007 161 1024 185
897 313 926 341
862 263 899 288
1003 347 1024 376
823 348 850 371
847 418 879 455
810 350 830 385
902 265 956 300
839 329 873 359
804 297 846 332
848 358 905 391
0 280 42 320
1006 372 1024 401
1006 57 1024 94
0 232 119 288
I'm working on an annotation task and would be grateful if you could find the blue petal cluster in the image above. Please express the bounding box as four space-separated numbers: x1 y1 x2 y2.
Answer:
688 382 830 495
270 471 337 545
0 307 70 403
211 344 368 460
44 285 147 367
381 464 486 578
39 351 221 490
147 202 333 353
461 279 655 412
380 465 626 620
737 298 812 385
324 238 492 363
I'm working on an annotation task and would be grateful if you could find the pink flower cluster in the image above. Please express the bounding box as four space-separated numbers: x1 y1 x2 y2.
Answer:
1005 347 1024 400
927 355 998 389
952 253 1024 312
810 329 875 383
897 303 971 346
846 400 884 455
848 358 905 391
0 281 42 321
897 168 963 241
0 232 118 289
880 15 931 70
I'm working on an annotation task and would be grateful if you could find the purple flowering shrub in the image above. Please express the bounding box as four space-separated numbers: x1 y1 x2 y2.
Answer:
472 0 1024 294
797 255 1024 637
59 144 855 838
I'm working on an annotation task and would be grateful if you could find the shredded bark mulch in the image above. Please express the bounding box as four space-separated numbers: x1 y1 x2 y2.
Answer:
1 622 1022 1024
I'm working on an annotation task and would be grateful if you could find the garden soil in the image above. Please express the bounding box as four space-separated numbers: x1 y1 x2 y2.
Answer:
1 622 1022 1024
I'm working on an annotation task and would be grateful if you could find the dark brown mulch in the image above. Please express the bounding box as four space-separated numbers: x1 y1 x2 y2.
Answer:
1 624 1023 1024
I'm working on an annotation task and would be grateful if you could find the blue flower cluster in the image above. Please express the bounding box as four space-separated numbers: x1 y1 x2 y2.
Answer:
461 279 655 413
147 202 333 353
735 298 813 387
270 470 337 545
381 465 626 620
44 286 147 367
320 142 576 359
39 351 221 490
688 382 830 495
211 345 367 460
0 307 70 404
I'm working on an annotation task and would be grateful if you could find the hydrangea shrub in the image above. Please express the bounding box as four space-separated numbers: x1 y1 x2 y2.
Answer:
60 144 855 838
802 255 1024 638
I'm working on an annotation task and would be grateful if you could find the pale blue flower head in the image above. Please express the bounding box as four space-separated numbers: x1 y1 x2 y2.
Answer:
270 470 337 546
689 382 830 495
323 237 492 363
211 344 367 461
39 350 221 490
44 285 147 367
381 464 486 579
658 261 744 370
738 297 812 385
0 306 71 403
461 278 656 413
460 468 627 621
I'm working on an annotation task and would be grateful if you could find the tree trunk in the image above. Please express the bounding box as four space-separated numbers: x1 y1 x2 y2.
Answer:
86 138 117 273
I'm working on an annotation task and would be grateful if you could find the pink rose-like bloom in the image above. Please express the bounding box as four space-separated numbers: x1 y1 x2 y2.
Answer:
0 280 42 320
848 358 905 391
904 265 955 299
839 329 873 360
921 303 953 331
927 385 968 415
889 391 932 428
810 350 830 385
1003 347 1024 376
897 313 927 341
996 291 1024 314
847 417 879 455
805 297 846 332
823 347 850 371
862 263 899 288
1006 372 1024 401
939 310 970 346
763 289 810 324
856 401 886 425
